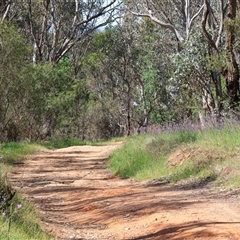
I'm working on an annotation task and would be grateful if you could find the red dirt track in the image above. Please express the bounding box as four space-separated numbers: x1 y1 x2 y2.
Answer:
10 142 240 239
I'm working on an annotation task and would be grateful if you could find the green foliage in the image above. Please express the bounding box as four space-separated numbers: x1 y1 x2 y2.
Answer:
145 130 197 156
171 29 208 82
224 14 240 38
175 130 198 144
170 159 217 183
233 14 240 39
83 21 174 135
20 62 75 113
0 21 31 141
16 61 90 140
170 28 211 118
206 51 227 73
0 21 30 69
1 1 240 142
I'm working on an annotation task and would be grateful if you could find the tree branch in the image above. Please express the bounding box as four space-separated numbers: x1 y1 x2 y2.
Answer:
129 10 184 42
216 0 225 48
1 0 11 24
189 4 204 31
201 0 218 53
54 0 120 63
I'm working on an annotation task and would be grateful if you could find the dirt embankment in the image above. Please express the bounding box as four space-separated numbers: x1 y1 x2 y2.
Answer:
10 142 240 240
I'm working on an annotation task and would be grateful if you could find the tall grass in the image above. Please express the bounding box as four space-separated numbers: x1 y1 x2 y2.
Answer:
108 131 197 180
108 126 240 188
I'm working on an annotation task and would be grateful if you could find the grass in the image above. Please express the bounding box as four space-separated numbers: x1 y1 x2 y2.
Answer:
0 142 41 165
108 126 240 188
0 192 53 240
108 130 199 179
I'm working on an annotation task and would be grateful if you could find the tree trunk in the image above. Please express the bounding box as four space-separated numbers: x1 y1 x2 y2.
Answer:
225 0 240 108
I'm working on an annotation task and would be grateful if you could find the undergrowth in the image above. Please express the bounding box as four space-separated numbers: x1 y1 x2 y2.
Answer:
108 127 240 188
0 177 53 240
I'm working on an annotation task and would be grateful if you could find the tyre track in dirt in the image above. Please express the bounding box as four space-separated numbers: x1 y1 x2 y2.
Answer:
10 142 240 240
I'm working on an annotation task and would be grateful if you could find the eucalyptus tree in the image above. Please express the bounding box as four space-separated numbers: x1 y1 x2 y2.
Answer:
223 0 239 108
83 23 140 136
0 0 11 23
127 0 215 121
82 11 173 136
132 18 174 128
0 0 123 140
0 22 82 140
127 0 204 48
0 0 122 63
201 0 240 112
127 0 240 122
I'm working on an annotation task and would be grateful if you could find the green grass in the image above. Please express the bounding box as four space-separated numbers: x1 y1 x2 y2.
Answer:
108 130 199 180
0 192 53 240
108 127 240 188
0 142 41 165
108 134 169 179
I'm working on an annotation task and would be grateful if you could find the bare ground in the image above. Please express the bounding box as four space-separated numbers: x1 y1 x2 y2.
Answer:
9 142 240 240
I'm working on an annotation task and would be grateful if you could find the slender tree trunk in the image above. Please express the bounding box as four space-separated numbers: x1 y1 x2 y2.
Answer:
210 71 223 114
126 83 131 137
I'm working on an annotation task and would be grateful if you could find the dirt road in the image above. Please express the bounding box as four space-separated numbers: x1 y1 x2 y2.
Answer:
10 142 240 239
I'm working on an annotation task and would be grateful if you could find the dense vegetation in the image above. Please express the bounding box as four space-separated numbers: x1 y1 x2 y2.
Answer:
0 1 240 142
